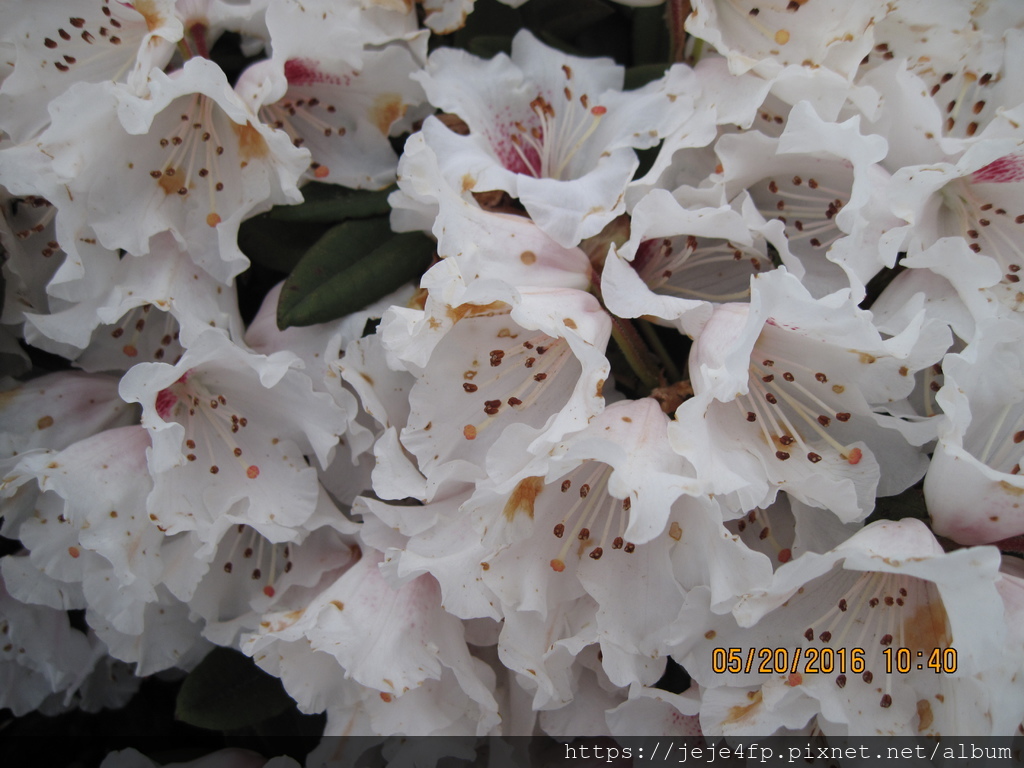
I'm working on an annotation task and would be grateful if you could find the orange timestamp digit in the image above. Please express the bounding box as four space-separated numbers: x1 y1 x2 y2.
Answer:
712 647 866 675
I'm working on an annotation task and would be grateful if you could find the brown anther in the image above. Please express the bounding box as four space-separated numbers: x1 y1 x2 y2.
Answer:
623 543 635 553
579 484 590 498
590 547 603 560
612 537 624 549
765 393 778 404
561 480 571 492
835 412 851 421
747 412 757 422
553 523 565 537
578 528 590 541
807 452 822 463
210 465 219 474
462 382 478 393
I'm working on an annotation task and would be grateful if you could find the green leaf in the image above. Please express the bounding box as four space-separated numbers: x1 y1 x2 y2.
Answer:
630 4 670 67
467 34 515 58
237 214 332 274
625 63 669 90
523 0 615 40
268 183 393 223
869 483 929 524
277 218 434 329
175 647 293 731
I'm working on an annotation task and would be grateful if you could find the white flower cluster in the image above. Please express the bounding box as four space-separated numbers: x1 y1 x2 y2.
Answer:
1 0 1023 746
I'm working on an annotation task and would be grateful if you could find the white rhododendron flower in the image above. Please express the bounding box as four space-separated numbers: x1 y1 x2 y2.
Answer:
677 520 1021 737
411 30 704 246
0 0 183 142
3 0 1024 749
670 270 950 518
925 318 1024 544
686 0 888 82
118 330 348 547
0 57 309 283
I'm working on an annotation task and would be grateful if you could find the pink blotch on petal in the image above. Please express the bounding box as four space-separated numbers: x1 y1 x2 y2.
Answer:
284 58 343 87
155 388 178 419
972 153 1024 183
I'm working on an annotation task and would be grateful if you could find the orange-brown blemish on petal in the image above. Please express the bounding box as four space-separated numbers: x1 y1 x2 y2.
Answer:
68 546 80 559
314 165 330 179
233 121 270 161
379 692 393 702
723 690 763 725
370 93 407 135
158 170 183 195
904 590 952 653
503 476 544 522
917 699 934 732
461 174 476 192
787 672 803 686
447 301 509 323
37 415 54 430
133 0 167 32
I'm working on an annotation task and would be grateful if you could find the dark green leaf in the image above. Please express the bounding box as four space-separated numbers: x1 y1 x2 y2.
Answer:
523 0 614 40
175 647 293 731
268 183 393 223
467 34 515 58
625 63 670 90
630 4 670 67
869 483 929 524
277 218 434 329
451 0 524 50
237 214 332 274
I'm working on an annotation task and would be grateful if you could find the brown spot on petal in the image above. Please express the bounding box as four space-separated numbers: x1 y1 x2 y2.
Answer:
503 476 544 521
68 546 80 558
917 699 934 731
370 93 406 134
37 415 55 430
520 250 537 265
233 121 269 160
904 592 951 653
723 690 763 725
